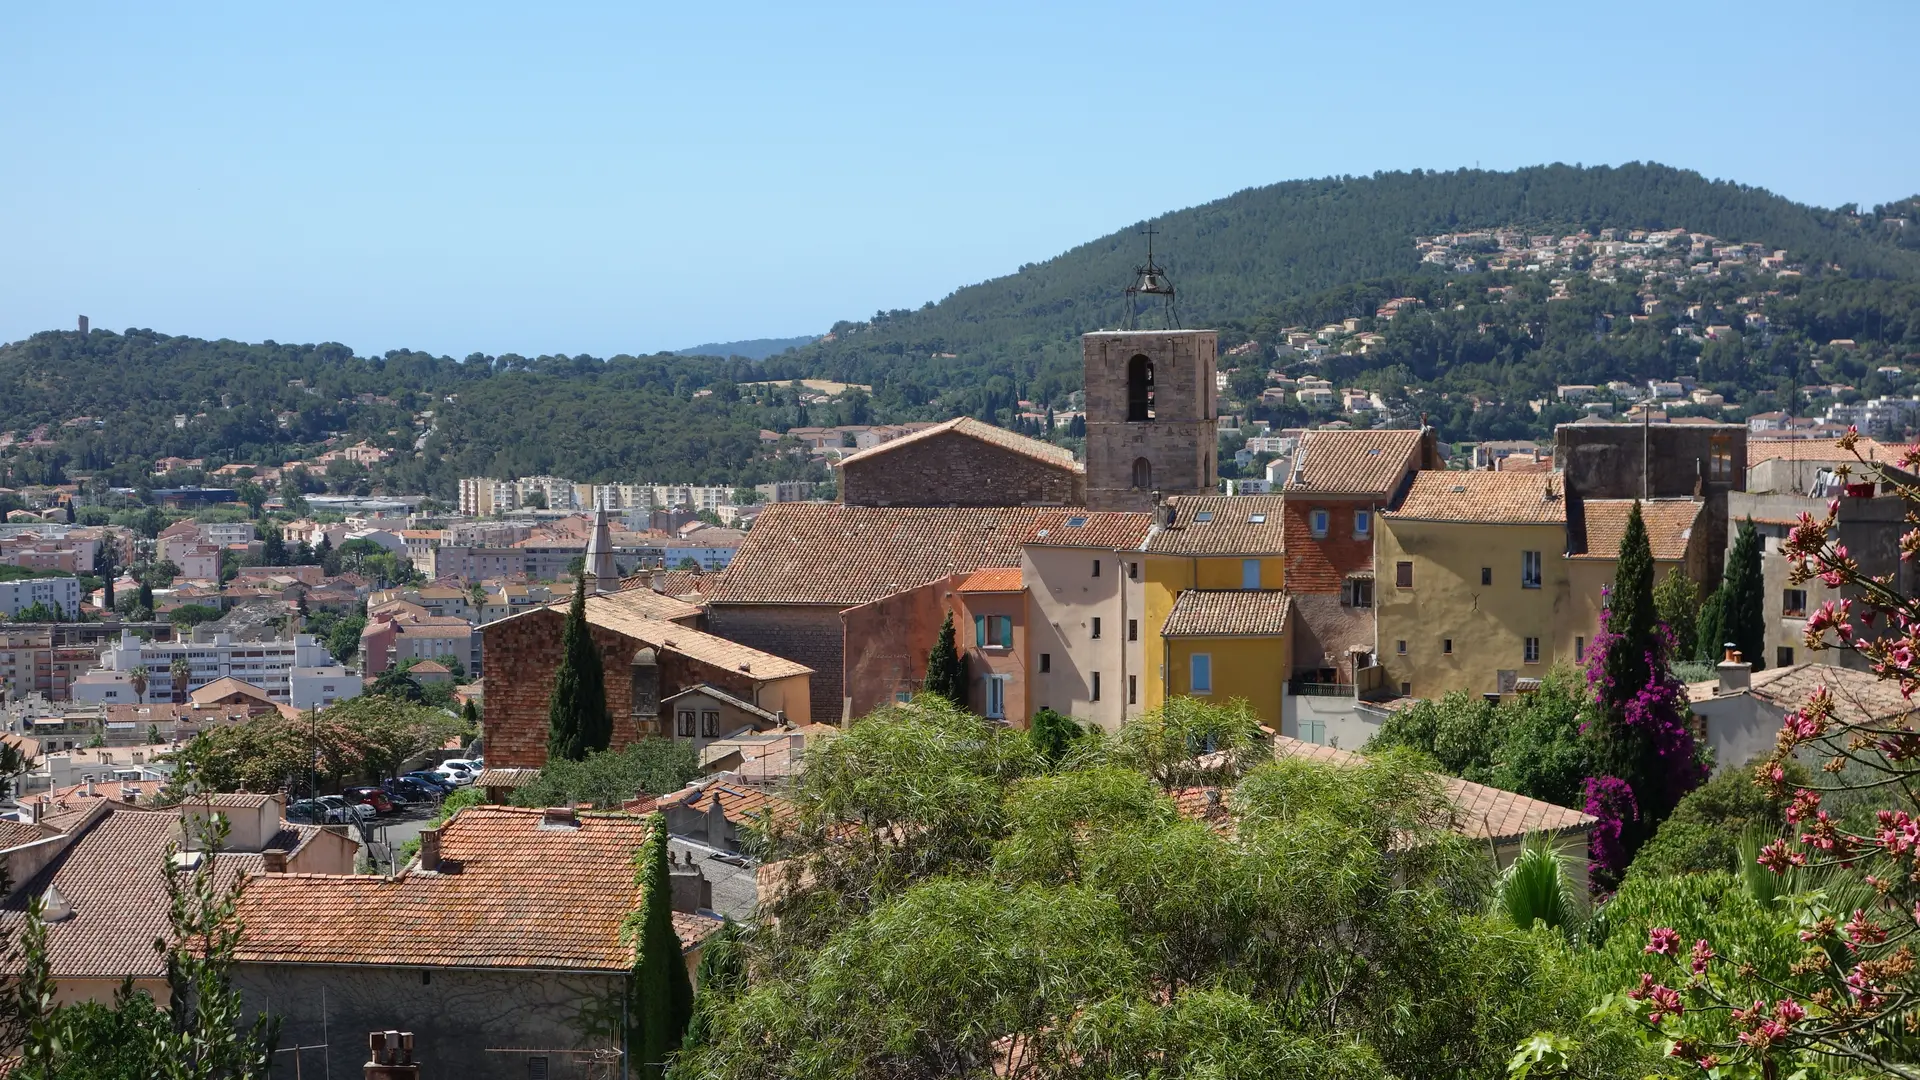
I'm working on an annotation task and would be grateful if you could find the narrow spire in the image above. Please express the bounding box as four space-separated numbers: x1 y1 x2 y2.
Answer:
584 506 617 594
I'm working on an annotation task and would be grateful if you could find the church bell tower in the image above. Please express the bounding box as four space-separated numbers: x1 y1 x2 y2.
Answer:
1083 228 1218 511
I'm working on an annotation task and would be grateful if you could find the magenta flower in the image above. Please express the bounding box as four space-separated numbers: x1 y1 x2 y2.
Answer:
1645 927 1681 956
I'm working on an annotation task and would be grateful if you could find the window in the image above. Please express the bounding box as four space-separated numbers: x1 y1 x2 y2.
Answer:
700 710 720 737
1126 354 1155 421
1092 558 1101 577
1524 637 1541 664
1191 653 1213 694
1575 636 1586 663
1709 434 1734 480
528 1056 550 1080
1242 559 1261 589
676 709 695 737
1341 576 1373 608
1481 566 1492 586
1522 551 1542 589
1396 639 1408 655
1353 510 1371 539
1777 646 1795 667
1039 653 1050 673
974 615 1013 648
1249 513 1266 524
895 691 912 703
1395 561 1413 588
1194 511 1214 523
1310 509 1330 538
1091 672 1101 701
1442 638 1453 655
1090 617 1101 640
1400 681 1411 696
1128 561 1139 580
1783 589 1807 617
985 675 1008 719
1131 457 1152 489
1128 618 1138 641
1300 717 1326 744
1128 674 1137 705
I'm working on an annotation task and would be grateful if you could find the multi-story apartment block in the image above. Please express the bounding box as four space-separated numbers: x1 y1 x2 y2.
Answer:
0 577 81 619
457 477 521 517
79 631 337 705
0 628 99 701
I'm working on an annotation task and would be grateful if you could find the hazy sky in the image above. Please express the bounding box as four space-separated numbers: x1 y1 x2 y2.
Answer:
3 1 1914 359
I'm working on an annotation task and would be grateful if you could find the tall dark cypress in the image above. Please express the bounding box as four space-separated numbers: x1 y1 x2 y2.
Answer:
1601 501 1657 707
922 613 966 706
1720 518 1768 671
547 577 612 762
629 812 693 1079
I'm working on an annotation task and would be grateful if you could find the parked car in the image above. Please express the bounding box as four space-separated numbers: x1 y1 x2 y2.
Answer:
287 799 338 824
316 795 374 823
442 758 484 775
432 764 474 787
383 778 440 804
342 787 396 815
403 771 458 794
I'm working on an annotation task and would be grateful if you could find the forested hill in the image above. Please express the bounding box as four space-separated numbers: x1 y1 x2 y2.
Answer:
753 163 1920 410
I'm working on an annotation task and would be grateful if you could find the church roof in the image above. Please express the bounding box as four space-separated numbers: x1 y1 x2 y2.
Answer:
833 417 1082 473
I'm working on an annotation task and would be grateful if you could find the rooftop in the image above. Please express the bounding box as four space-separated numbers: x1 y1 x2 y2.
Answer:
833 416 1081 472
1160 590 1292 638
955 567 1024 593
488 594 811 681
709 503 1053 607
1687 662 1914 724
233 806 720 971
1283 429 1432 496
1389 472 1568 524
1572 499 1704 561
1021 510 1156 551
1143 495 1288 556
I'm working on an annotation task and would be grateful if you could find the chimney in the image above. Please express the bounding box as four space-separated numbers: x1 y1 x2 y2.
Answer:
364 1031 419 1080
1717 646 1752 695
84 779 94 798
119 786 138 804
262 848 288 874
669 860 712 914
542 806 578 828
417 828 441 872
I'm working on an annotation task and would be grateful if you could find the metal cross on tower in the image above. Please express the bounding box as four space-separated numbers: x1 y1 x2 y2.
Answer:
1123 224 1179 330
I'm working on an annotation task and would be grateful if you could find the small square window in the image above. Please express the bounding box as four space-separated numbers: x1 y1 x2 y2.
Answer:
1442 638 1453 654
1396 639 1408 655
1194 511 1214 522
1039 653 1050 673
1777 646 1795 667
1400 681 1411 696
1481 567 1492 586
1783 589 1807 617
1395 561 1413 589
1353 510 1371 538
1310 509 1330 538
1249 513 1266 524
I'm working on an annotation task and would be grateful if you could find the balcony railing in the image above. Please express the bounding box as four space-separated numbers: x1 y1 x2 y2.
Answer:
1291 681 1354 698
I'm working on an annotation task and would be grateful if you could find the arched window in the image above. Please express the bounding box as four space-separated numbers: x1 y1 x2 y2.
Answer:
1126 354 1154 422
1131 457 1152 490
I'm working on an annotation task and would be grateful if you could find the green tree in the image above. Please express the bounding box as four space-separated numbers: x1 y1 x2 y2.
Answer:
921 613 965 706
1718 517 1767 670
169 655 192 704
628 812 693 1080
94 538 121 612
368 667 425 703
166 604 223 629
234 481 267 519
547 577 612 762
512 740 699 810
129 665 150 705
1651 567 1698 665
1694 585 1727 663
1026 707 1083 766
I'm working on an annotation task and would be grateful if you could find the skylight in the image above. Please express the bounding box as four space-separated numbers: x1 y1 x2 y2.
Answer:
1249 513 1266 523
1194 511 1214 522
1065 516 1088 527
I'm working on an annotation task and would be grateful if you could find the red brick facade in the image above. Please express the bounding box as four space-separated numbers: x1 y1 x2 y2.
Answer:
704 605 847 724
840 430 1085 508
481 609 797 769
1281 497 1378 594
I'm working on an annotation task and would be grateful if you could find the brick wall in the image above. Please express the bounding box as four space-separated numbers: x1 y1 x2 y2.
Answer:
840 579 948 720
707 605 847 724
1281 497 1376 594
840 431 1085 508
480 609 773 769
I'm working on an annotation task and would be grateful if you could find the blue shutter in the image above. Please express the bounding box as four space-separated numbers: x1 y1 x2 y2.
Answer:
996 616 1012 645
974 615 986 646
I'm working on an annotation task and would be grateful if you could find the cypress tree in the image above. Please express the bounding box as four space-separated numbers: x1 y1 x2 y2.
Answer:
1695 585 1727 663
547 577 612 762
1600 501 1657 706
922 613 965 705
1720 517 1768 671
629 812 693 1080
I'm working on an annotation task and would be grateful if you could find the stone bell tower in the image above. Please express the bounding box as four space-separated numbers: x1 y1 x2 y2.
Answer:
1083 330 1219 510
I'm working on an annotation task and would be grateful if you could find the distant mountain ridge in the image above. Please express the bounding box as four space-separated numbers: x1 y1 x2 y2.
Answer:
675 335 818 361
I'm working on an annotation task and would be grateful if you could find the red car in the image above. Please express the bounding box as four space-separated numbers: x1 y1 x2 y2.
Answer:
342 787 395 815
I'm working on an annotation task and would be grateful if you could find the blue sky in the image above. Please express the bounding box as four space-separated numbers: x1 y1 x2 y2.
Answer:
2 1 1914 359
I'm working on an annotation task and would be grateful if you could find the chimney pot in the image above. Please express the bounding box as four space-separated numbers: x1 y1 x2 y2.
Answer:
1716 646 1752 695
262 848 288 874
417 828 441 872
543 806 578 827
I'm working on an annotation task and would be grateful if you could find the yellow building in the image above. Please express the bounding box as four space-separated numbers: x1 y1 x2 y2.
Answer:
1140 495 1288 719
1160 590 1293 720
1377 472 1707 699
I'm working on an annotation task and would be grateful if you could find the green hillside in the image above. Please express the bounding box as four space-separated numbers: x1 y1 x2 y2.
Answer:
756 163 1920 414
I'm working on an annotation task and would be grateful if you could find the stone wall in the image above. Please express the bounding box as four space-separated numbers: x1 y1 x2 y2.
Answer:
481 609 775 769
706 605 846 724
840 431 1085 507
1555 422 1745 592
840 579 949 719
1083 331 1218 511
234 963 625 1080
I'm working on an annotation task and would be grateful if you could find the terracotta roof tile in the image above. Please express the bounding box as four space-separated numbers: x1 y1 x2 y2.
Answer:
1020 510 1155 550
1687 662 1914 724
0 818 60 850
189 677 276 706
1389 471 1570 524
653 777 796 826
1161 590 1291 638
955 568 1024 592
1283 429 1431 496
833 417 1081 472
594 588 704 623
1572 499 1703 561
1746 437 1899 470
474 767 541 789
1143 495 1287 556
488 595 810 680
235 806 718 970
708 503 1053 607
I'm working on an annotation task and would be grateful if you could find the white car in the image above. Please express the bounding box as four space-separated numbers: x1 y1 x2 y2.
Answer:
316 795 375 823
442 758 484 775
433 764 475 787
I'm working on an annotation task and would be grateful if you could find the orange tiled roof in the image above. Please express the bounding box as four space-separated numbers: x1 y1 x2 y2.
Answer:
232 806 722 970
708 503 1053 607
653 778 796 826
1161 590 1292 638
1746 437 1900 469
189 677 276 707
1143 495 1287 556
1283 429 1431 496
956 567 1023 592
1022 510 1155 551
0 806 315 980
1572 499 1703 561
833 417 1081 472
595 588 704 623
486 595 810 680
0 818 59 850
1389 472 1569 524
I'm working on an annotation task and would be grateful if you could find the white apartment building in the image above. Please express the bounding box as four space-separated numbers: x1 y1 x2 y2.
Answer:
0 577 81 619
458 477 520 517
287 666 362 711
199 522 258 547
80 631 336 705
